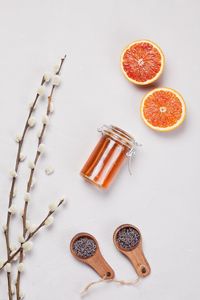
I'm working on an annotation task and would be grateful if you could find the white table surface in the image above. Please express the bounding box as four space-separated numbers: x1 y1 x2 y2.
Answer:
0 1 199 299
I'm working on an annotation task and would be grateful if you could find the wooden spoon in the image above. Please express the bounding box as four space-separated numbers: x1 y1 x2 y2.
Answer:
113 224 151 277
70 232 115 279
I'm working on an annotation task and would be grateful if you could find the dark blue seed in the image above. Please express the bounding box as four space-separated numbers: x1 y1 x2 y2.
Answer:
116 227 140 250
73 237 97 258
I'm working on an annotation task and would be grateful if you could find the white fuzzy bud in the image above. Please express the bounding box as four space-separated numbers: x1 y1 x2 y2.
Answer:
31 177 36 189
28 161 35 169
45 216 54 226
8 204 17 215
53 64 60 74
19 291 25 299
37 85 45 96
38 143 45 153
29 101 36 111
49 102 54 113
17 263 25 273
25 220 31 230
12 254 19 262
13 188 17 198
2 224 7 232
10 248 19 261
0 260 4 268
28 117 36 128
24 192 30 202
4 263 11 273
37 130 42 138
28 224 36 234
19 153 26 162
49 202 57 212
11 283 15 295
45 166 54 176
44 72 52 82
42 115 49 125
10 246 15 252
10 170 17 178
15 134 22 143
22 241 33 252
18 235 25 244
60 196 66 205
52 75 61 86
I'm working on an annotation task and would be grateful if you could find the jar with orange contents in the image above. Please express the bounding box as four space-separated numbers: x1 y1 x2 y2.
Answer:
80 125 140 189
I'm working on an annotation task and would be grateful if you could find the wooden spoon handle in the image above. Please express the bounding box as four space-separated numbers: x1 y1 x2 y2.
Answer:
87 249 115 279
126 246 151 277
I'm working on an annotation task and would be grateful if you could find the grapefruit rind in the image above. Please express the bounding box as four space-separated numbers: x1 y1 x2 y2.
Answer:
121 40 165 85
140 87 186 132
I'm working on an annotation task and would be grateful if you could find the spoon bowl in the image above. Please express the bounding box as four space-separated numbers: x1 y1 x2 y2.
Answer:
70 232 115 279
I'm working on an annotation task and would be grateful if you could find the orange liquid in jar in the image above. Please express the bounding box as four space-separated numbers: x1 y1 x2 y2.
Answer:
80 126 132 189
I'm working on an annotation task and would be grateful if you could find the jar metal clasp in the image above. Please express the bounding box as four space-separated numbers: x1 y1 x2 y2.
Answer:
126 141 142 175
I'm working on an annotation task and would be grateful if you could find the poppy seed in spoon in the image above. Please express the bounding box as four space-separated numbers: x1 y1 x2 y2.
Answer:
73 237 97 258
116 227 140 250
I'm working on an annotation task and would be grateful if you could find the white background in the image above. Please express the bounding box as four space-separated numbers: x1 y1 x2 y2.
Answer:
0 1 199 299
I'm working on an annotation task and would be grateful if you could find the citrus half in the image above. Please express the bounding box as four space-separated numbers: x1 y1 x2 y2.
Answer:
121 40 165 85
140 88 186 132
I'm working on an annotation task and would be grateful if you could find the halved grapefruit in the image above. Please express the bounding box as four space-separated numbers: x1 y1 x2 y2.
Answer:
140 88 186 132
121 40 165 85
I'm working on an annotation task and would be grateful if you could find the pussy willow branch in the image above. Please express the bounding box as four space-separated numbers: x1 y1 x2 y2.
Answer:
0 198 64 272
4 76 45 300
23 55 66 237
16 55 66 300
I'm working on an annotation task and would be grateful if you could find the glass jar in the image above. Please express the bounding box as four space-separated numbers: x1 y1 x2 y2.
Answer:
80 125 137 189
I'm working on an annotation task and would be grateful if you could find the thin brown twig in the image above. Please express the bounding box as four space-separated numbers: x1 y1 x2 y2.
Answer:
16 55 66 300
4 76 45 300
0 198 65 272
